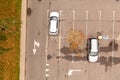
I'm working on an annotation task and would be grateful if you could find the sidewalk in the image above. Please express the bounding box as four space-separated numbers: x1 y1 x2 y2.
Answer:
20 0 27 80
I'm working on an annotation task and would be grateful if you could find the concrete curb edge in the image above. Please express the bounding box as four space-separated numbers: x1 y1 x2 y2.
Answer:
20 0 27 80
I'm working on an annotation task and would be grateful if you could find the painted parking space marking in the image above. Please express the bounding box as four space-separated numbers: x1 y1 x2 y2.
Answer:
45 10 50 79
58 10 62 61
99 10 102 32
67 69 82 76
85 10 88 39
72 10 75 63
46 10 49 64
72 10 75 31
112 11 115 64
98 10 102 63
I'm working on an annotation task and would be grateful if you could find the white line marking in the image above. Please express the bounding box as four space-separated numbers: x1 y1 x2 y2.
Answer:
48 36 119 40
99 10 102 32
98 10 102 62
112 11 115 64
72 10 75 31
45 10 49 79
34 40 40 48
85 10 88 39
46 68 50 72
32 40 40 55
116 34 120 42
58 10 62 60
46 64 50 66
46 10 49 64
68 70 81 76
46 74 50 77
48 36 67 39
32 49 36 55
72 10 75 63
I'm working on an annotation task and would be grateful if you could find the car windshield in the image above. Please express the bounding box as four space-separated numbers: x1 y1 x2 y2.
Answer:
50 16 58 21
90 52 98 56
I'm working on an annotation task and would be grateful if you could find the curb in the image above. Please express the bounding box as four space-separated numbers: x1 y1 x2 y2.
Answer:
20 0 27 80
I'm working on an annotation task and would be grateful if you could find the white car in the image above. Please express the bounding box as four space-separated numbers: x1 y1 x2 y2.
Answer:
87 38 99 62
49 12 59 35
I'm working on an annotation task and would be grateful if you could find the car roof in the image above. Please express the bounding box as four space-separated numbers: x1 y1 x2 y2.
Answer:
91 39 98 52
50 20 57 32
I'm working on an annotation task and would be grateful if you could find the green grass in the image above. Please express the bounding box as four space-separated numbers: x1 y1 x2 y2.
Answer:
0 0 21 80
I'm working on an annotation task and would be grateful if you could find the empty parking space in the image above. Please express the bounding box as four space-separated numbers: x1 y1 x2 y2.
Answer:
75 11 86 38
61 10 73 37
87 11 100 37
101 11 113 38
113 11 120 58
68 62 88 80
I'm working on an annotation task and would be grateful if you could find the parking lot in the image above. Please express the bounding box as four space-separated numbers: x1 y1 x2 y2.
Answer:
45 0 120 80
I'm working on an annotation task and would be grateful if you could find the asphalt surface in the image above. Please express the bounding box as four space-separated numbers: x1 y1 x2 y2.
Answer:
26 0 120 80
26 0 49 80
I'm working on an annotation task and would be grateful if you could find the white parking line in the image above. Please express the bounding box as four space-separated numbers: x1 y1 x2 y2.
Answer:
48 36 67 39
116 34 120 43
49 36 91 40
72 10 75 63
45 74 50 77
85 10 88 39
98 10 102 63
45 36 48 64
112 11 115 64
45 10 49 79
68 69 81 76
46 10 49 64
99 10 102 32
58 10 62 61
72 10 75 31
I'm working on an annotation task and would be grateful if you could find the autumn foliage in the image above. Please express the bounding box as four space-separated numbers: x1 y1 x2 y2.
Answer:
67 30 85 51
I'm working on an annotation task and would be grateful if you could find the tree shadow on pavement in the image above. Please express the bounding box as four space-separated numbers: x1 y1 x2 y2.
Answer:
60 55 87 61
98 56 120 72
60 46 86 55
100 40 118 53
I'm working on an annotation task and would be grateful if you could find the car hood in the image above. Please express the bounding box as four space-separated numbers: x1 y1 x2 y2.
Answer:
50 12 59 18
